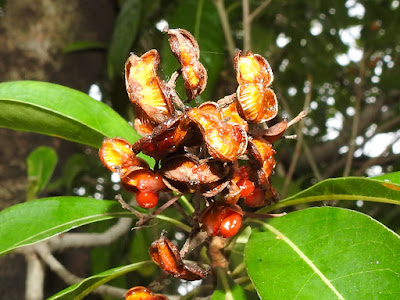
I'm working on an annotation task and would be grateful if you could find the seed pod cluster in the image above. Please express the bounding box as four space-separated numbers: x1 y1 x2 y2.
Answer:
99 28 289 282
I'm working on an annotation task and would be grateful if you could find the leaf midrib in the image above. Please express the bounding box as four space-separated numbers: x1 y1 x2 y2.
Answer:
0 98 107 141
0 211 132 256
262 222 346 300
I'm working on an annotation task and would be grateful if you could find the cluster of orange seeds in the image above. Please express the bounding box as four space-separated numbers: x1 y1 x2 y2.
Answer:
100 28 288 282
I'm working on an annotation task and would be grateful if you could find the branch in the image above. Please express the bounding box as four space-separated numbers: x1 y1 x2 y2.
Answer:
48 217 133 251
34 243 127 298
281 75 313 198
302 141 323 181
249 0 272 23
275 85 323 182
343 52 368 176
213 0 236 59
243 0 251 52
25 249 45 300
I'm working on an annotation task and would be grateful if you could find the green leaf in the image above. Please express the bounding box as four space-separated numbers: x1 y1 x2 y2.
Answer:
62 41 107 54
0 81 140 148
107 0 142 79
211 267 258 300
26 146 58 201
261 172 400 213
245 207 400 299
0 197 132 256
49 261 153 300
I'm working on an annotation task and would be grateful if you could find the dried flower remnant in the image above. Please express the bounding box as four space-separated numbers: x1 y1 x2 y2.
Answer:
166 28 207 99
149 234 208 281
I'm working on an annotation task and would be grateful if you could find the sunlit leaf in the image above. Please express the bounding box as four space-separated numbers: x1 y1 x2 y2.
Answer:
49 261 153 300
245 207 400 299
261 172 400 213
0 197 132 256
0 81 140 148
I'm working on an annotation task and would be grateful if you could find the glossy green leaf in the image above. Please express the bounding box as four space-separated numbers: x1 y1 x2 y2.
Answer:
107 0 142 79
49 261 153 300
0 81 140 148
0 197 132 256
262 172 400 213
245 207 400 299
26 146 58 201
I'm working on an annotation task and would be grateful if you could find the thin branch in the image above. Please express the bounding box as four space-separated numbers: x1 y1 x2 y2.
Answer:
217 93 237 108
343 52 368 177
302 142 323 181
287 110 307 128
167 70 188 112
281 75 313 198
48 217 133 251
213 0 236 59
249 0 272 23
135 194 182 227
117 194 144 219
243 0 251 52
275 85 323 182
35 243 127 298
25 249 45 300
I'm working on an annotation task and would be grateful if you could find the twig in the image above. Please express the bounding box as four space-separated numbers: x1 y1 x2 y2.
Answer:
287 110 307 128
173 201 193 225
302 142 323 181
34 243 127 298
25 249 45 300
135 194 182 227
180 231 208 258
243 0 251 52
217 93 237 108
249 0 272 23
343 52 368 177
281 75 313 198
117 194 144 219
167 70 188 112
213 0 236 59
48 217 133 251
275 85 323 182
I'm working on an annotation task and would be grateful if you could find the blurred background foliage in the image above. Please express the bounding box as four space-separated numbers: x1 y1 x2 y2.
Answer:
0 0 399 298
